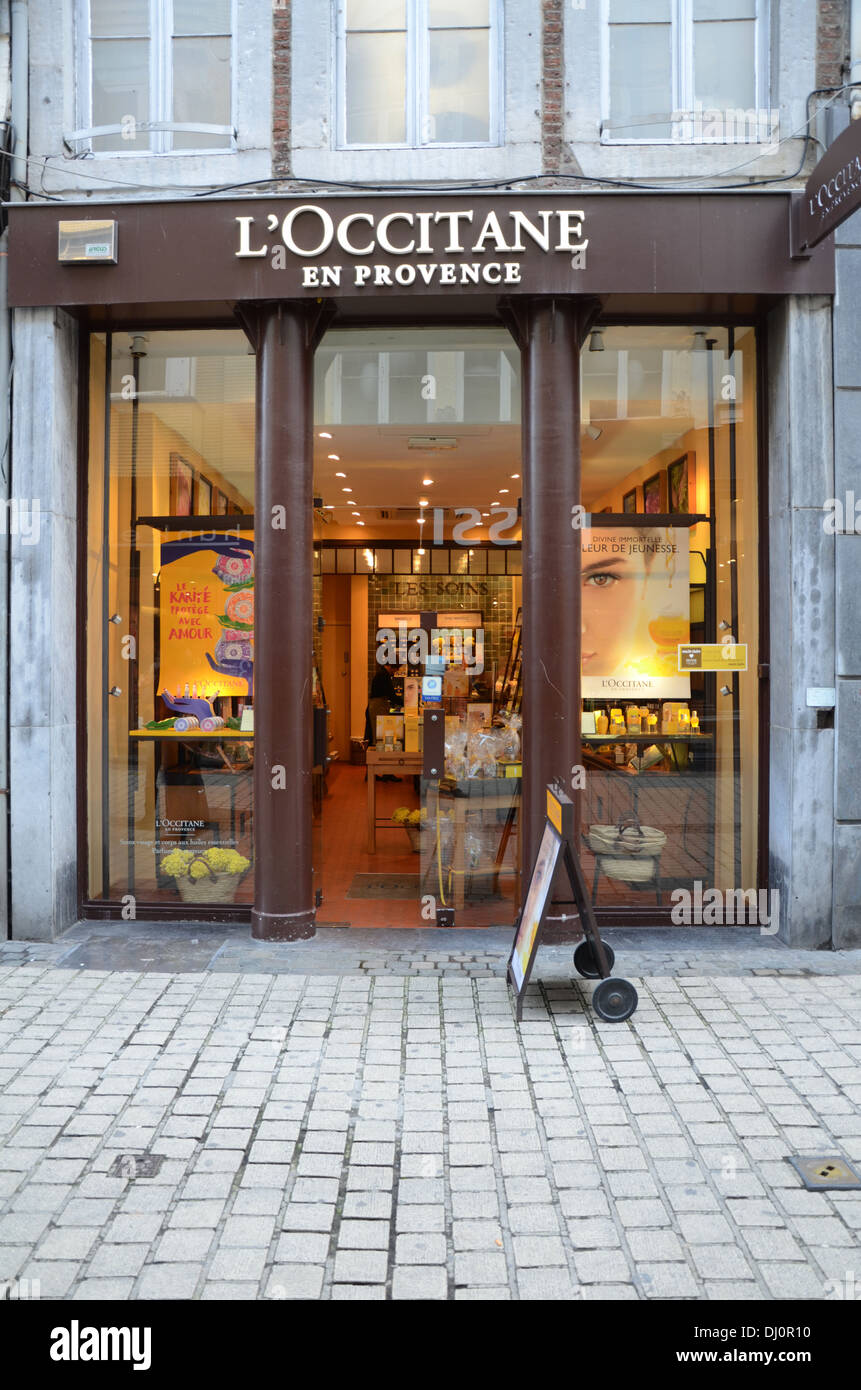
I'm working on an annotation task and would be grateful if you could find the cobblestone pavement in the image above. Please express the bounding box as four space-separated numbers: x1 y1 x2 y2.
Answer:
2 922 860 976
1 958 860 1301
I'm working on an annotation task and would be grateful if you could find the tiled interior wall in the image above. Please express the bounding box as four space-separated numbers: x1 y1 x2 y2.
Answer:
367 575 516 690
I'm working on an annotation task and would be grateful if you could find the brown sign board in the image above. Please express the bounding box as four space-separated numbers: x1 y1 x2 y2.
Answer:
7 192 833 310
795 117 861 252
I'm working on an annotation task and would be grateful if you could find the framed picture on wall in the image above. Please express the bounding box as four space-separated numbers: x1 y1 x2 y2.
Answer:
623 489 637 514
169 453 194 517
667 452 693 513
213 489 228 516
643 471 665 514
195 477 212 516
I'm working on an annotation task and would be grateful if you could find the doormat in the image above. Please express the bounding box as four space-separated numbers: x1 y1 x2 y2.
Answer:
347 874 422 899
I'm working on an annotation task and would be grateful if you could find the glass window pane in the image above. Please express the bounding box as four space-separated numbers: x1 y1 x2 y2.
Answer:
610 0 671 21
346 33 406 143
91 0 149 37
172 37 232 149
694 21 756 112
609 25 672 140
346 0 406 30
87 330 255 908
428 30 489 143
694 0 756 18
429 0 489 26
174 0 232 35
91 39 150 152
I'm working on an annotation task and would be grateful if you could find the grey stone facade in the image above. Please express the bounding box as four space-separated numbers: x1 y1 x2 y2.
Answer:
2 0 859 949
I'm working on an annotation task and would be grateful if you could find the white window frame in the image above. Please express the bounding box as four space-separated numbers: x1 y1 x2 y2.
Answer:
335 0 503 150
601 0 770 145
70 0 237 156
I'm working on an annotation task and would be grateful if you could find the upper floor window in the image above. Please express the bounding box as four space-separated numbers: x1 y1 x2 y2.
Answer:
75 0 233 154
604 0 767 144
337 0 500 148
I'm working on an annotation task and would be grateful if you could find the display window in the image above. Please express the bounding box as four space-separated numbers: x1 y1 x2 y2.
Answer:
580 325 761 912
86 329 256 910
84 319 762 925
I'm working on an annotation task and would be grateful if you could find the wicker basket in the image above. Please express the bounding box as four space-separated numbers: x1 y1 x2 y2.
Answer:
175 857 246 904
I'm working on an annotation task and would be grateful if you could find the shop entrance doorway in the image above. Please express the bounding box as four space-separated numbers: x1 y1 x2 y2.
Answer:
311 327 524 927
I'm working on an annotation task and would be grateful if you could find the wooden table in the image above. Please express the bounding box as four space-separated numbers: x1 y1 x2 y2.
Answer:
366 749 423 853
425 778 521 912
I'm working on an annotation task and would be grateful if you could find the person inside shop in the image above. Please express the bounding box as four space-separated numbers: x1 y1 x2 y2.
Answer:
364 660 403 780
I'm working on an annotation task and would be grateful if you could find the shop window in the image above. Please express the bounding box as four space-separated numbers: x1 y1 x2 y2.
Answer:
338 0 500 148
604 0 767 144
581 325 762 913
74 0 233 154
86 330 255 909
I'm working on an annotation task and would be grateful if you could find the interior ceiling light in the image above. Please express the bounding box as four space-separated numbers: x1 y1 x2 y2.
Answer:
499 488 509 493
342 487 352 492
319 431 333 439
482 512 490 517
335 471 346 477
327 453 340 460
589 329 605 352
417 548 425 556
511 473 520 479
417 517 425 525
422 477 434 485
419 498 429 507
356 520 365 526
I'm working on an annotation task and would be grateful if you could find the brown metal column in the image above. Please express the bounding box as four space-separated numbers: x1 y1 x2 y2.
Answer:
510 297 601 904
240 300 332 941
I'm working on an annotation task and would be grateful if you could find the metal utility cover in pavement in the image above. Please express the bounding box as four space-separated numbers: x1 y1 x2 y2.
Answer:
108 1152 165 1179
787 1155 861 1191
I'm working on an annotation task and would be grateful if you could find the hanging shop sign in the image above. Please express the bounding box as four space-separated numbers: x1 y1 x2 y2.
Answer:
794 117 861 253
7 193 834 309
581 526 691 699
159 535 254 702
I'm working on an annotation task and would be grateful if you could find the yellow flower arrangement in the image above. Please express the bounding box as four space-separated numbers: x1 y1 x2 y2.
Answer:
162 846 250 879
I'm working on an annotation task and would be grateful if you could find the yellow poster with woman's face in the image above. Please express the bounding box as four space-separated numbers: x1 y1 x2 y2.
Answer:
581 527 690 699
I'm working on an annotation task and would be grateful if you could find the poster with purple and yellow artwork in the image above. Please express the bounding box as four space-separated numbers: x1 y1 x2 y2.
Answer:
159 534 254 701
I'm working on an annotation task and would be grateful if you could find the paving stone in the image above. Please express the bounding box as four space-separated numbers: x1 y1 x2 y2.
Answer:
454 1251 508 1286
395 1233 446 1264
392 1266 448 1300
333 1249 388 1284
137 1264 202 1299
689 1245 756 1281
636 1262 699 1298
516 1269 581 1300
36 1227 100 1261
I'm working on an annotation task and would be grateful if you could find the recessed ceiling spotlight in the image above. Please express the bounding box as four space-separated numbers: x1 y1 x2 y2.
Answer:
417 548 425 556
417 517 425 526
482 512 490 518
511 473 520 479
419 498 429 507
422 477 434 486
342 487 352 492
328 454 340 461
319 431 333 439
356 520 365 526
352 511 360 517
335 471 346 478
499 488 509 493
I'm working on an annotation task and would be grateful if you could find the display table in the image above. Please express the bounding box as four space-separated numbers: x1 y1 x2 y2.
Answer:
365 749 423 853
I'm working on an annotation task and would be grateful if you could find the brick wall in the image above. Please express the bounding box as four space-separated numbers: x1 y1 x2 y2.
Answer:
542 0 564 173
817 0 850 89
273 0 291 177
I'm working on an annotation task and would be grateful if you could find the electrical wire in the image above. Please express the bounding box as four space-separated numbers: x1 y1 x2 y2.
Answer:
7 83 859 204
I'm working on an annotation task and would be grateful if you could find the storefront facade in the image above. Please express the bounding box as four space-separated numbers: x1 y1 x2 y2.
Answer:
5 186 846 946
